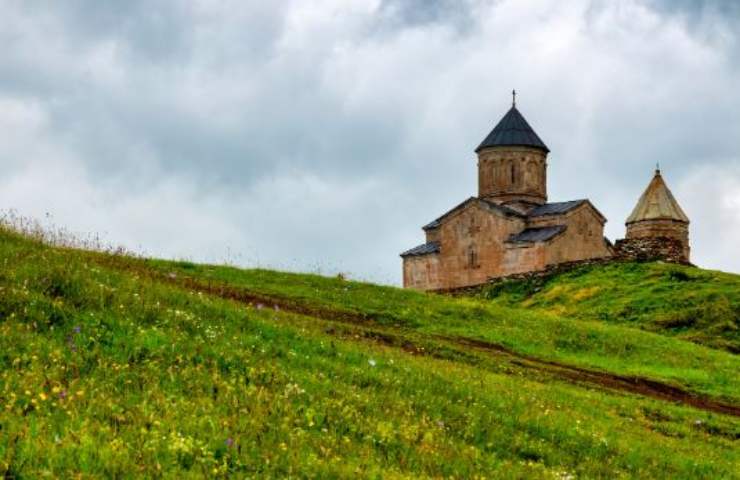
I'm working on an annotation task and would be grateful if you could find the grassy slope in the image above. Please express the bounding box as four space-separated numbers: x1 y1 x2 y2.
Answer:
477 262 740 353
0 230 738 478
145 259 740 403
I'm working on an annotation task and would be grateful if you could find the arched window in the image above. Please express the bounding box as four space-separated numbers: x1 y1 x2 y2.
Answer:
468 246 478 269
527 161 537 182
511 163 516 185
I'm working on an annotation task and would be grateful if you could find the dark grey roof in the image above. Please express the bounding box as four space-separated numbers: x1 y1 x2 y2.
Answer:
476 106 549 153
422 197 524 231
423 219 441 230
507 225 566 244
400 241 440 257
480 198 525 217
528 200 587 217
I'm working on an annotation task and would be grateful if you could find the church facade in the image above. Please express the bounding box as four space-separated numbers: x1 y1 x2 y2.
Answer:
401 97 690 291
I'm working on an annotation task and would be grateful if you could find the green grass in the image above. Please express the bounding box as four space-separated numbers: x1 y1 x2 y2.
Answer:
143 259 740 404
1 228 739 478
477 262 740 353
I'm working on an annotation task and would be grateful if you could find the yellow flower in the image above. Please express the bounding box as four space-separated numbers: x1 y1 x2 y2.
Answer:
39 392 48 401
76 390 85 397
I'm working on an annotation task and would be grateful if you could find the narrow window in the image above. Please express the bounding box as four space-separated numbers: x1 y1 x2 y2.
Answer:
468 247 478 268
511 164 516 184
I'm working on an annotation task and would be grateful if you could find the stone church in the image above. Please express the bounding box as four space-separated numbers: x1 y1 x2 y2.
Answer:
401 95 690 291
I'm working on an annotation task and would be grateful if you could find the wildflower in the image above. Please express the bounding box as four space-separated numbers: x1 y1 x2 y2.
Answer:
59 390 67 400
39 392 48 401
256 303 264 310
225 438 234 448
73 325 81 334
368 359 377 367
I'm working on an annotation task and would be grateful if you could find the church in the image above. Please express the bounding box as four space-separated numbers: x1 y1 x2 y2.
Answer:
401 94 690 291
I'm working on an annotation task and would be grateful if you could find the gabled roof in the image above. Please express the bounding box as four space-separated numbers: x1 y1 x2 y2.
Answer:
400 241 440 258
507 225 566 244
528 199 607 223
476 106 549 153
626 169 689 224
422 197 524 231
528 200 586 217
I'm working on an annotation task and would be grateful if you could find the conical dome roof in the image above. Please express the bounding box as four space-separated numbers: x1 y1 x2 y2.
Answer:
626 170 689 224
475 105 549 153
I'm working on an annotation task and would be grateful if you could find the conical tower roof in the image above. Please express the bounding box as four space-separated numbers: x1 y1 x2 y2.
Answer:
626 169 689 224
475 104 549 153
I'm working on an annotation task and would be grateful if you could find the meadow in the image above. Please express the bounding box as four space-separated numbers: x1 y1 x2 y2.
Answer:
478 261 740 353
0 226 738 478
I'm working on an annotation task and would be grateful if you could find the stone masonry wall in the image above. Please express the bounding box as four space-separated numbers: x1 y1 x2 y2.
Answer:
403 254 442 290
436 236 691 294
436 256 614 295
613 236 690 264
478 146 547 205
625 219 690 261
434 204 525 289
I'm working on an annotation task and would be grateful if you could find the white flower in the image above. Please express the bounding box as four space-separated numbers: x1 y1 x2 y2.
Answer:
368 359 377 367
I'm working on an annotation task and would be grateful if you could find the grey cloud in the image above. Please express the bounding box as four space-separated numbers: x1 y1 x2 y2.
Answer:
643 0 740 61
645 0 740 17
377 0 478 32
1 0 739 283
2 6 393 190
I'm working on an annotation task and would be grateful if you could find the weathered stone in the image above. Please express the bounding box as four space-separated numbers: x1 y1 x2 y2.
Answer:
614 237 689 264
478 146 547 206
625 169 690 262
400 103 692 291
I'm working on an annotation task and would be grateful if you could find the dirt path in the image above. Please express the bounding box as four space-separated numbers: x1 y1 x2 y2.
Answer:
97 256 740 418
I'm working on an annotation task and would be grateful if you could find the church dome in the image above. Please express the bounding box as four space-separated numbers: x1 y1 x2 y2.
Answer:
475 104 549 153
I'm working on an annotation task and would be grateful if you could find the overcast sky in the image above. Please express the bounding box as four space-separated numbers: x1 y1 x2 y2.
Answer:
1 0 739 284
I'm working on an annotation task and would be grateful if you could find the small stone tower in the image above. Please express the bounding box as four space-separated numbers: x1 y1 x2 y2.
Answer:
476 92 549 212
625 168 690 262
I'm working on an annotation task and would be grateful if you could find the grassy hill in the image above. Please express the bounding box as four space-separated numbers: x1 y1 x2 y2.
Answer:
0 226 739 478
477 262 740 353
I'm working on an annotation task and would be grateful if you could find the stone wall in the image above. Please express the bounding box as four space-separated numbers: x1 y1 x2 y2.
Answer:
477 146 547 205
433 202 525 289
405 201 615 291
613 236 690 264
625 219 690 261
436 256 614 295
536 204 612 266
436 236 691 295
403 253 442 290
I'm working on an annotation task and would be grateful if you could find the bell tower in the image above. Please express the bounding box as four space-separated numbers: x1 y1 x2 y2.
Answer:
476 91 549 211
625 168 690 262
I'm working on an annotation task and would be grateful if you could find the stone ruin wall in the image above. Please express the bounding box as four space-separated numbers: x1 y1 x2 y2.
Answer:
625 219 690 261
436 236 691 294
613 236 690 265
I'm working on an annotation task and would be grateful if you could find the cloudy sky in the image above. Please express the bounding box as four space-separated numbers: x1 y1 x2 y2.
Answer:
1 0 739 284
